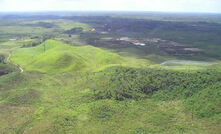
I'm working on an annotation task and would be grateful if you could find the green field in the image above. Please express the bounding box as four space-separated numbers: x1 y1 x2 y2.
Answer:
0 12 221 134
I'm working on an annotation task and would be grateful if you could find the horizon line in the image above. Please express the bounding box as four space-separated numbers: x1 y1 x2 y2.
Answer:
0 10 221 14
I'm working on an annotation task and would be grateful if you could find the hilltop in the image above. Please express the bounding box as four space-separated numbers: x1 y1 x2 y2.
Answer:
11 40 125 73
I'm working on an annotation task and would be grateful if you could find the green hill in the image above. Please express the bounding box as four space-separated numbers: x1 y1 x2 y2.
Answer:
11 40 123 73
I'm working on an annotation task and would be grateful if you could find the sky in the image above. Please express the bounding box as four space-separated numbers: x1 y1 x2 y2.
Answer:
0 0 220 13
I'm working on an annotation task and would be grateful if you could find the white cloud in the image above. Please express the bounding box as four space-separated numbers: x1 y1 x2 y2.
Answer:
0 0 220 13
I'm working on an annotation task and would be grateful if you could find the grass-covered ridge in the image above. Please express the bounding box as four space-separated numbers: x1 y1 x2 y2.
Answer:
11 40 126 73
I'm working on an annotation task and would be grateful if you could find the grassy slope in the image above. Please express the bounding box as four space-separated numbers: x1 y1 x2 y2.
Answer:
1 70 220 134
0 40 220 134
11 40 132 73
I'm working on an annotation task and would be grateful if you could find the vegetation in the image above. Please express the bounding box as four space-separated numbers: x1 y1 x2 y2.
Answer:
64 27 83 34
0 12 220 134
93 67 221 100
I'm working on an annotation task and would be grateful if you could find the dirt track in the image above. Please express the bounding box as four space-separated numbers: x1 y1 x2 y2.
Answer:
6 53 24 73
